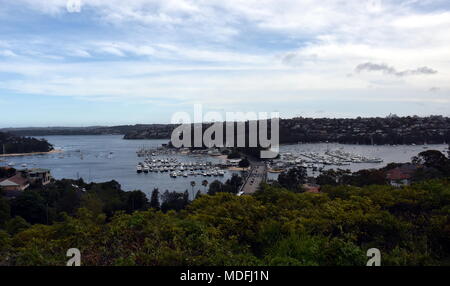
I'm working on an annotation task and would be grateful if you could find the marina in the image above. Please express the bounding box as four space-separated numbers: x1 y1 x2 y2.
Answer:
268 148 384 173
267 142 449 179
0 135 447 194
0 135 238 196
136 157 227 178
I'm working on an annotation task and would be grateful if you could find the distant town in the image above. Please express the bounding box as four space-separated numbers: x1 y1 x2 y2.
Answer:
2 115 449 145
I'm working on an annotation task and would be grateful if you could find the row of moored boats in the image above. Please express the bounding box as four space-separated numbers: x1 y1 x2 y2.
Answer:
136 158 226 178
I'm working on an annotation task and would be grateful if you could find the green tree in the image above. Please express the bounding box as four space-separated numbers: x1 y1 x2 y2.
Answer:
227 149 241 159
0 193 11 227
207 180 223 195
278 167 307 192
160 191 189 212
412 150 450 176
224 174 244 194
201 180 208 192
238 157 250 168
10 191 47 224
5 216 30 235
80 193 104 215
149 188 160 210
125 190 148 213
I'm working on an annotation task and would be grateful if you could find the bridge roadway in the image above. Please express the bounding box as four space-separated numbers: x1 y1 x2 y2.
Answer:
240 161 267 195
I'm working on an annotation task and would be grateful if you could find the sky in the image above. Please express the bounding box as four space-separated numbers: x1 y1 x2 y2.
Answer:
0 0 449 127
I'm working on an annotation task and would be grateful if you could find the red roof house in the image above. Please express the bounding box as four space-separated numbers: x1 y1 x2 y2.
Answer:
386 164 418 187
0 173 30 192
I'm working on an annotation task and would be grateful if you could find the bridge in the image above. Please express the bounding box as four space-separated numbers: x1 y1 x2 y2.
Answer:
238 161 267 195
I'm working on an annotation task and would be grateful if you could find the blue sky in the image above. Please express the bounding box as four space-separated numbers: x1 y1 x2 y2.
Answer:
0 0 449 127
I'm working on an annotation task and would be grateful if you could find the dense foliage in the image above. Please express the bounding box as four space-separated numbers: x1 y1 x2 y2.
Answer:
1 176 449 266
207 174 244 195
0 132 53 154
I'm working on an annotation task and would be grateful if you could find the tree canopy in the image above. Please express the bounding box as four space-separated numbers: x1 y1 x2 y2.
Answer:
1 176 449 266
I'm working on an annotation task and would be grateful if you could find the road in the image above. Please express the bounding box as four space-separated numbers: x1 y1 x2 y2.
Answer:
240 162 267 195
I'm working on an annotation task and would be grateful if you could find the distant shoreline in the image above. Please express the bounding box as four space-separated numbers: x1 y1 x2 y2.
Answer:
0 149 63 158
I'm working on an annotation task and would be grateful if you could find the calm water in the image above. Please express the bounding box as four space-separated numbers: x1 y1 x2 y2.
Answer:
266 142 448 180
0 135 238 197
1 135 447 195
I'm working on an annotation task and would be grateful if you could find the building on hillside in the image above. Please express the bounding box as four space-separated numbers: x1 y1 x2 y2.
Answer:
226 159 242 167
303 183 320 193
386 164 418 187
21 168 52 185
0 173 30 195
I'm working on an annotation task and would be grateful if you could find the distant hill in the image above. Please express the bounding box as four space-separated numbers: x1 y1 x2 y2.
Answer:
120 116 450 145
2 116 449 145
0 132 53 154
0 124 176 138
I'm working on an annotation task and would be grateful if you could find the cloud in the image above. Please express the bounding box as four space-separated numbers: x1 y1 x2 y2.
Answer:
392 11 450 29
69 48 91 58
0 0 449 113
0 49 18 57
355 62 438 77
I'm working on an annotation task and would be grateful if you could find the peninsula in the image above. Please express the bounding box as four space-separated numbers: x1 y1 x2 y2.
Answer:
0 132 54 156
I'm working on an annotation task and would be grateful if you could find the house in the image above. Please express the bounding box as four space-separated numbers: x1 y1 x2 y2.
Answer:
0 173 30 193
386 164 418 187
303 183 320 193
22 168 52 185
226 159 242 167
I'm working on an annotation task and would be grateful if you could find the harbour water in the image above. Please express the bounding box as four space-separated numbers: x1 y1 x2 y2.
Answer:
0 135 237 197
1 135 447 195
268 142 448 180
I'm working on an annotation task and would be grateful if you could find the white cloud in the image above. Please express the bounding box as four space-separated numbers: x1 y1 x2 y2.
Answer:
0 0 449 111
392 12 450 28
0 49 18 57
69 48 91 58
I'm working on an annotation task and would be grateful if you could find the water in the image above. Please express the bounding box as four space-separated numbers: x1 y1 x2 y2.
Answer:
0 135 238 197
1 136 447 194
268 142 448 180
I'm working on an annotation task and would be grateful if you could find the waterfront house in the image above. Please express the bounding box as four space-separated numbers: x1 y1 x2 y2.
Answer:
22 168 52 185
386 164 418 187
0 173 30 194
227 159 242 167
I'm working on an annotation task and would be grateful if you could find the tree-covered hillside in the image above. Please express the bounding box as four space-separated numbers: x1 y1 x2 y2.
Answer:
0 132 53 154
1 177 449 266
